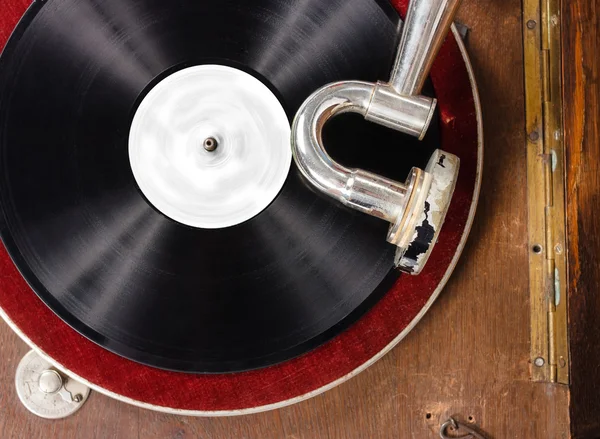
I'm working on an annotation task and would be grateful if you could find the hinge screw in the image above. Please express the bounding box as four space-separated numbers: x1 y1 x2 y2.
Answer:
527 20 537 30
555 244 563 254
529 131 540 142
534 357 545 367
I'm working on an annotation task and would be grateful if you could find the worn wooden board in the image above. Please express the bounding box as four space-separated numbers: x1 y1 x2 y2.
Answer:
563 0 600 438
0 1 570 438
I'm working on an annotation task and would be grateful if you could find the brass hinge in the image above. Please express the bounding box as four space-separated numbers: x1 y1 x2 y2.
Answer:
524 0 568 384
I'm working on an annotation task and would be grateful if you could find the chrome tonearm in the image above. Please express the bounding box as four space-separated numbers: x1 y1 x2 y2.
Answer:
291 0 463 275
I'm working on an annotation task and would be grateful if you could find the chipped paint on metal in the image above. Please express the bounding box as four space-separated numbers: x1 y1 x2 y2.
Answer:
395 150 460 274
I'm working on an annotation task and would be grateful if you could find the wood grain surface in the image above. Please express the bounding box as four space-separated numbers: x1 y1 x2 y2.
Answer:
564 0 600 438
0 1 571 438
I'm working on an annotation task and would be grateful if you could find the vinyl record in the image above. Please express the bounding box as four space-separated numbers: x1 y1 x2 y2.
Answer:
0 0 439 373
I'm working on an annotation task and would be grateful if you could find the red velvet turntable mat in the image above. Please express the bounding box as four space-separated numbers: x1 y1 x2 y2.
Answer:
0 0 480 412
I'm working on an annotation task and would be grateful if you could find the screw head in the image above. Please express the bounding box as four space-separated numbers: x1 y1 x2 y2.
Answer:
527 20 537 29
534 357 545 367
38 370 63 394
529 131 540 142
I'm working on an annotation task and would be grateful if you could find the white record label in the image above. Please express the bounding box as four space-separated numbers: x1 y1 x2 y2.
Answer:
129 65 292 229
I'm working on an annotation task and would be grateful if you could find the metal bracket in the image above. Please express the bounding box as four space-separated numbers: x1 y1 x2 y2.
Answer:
15 350 91 419
524 0 569 384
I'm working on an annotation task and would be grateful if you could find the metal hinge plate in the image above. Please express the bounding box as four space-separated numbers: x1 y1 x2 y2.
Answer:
524 0 568 384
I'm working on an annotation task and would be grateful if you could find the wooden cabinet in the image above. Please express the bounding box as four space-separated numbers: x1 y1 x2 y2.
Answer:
0 0 598 437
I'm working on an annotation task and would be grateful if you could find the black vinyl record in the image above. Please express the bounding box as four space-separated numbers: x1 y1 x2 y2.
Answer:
0 0 438 372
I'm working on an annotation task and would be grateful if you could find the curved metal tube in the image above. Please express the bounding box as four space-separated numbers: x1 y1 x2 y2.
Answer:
292 81 409 223
291 0 464 260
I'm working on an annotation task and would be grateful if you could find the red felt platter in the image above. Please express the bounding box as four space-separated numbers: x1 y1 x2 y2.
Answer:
0 0 482 415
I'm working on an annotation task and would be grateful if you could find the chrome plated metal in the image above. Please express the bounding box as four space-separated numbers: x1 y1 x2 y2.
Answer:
292 81 409 223
38 370 63 395
291 0 464 274
365 83 436 140
390 0 463 96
